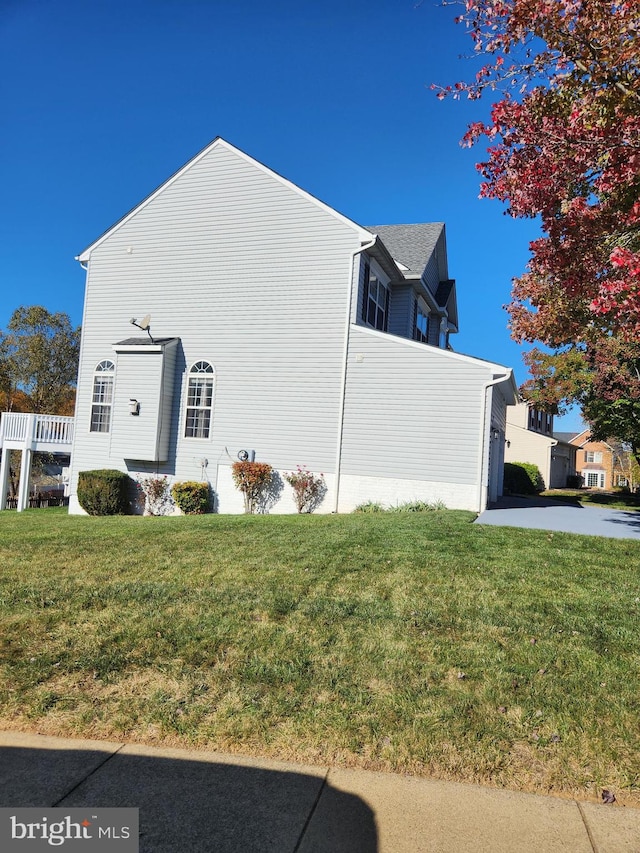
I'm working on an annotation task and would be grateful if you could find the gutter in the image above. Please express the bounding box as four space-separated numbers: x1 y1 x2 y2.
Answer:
475 370 514 513
333 236 377 513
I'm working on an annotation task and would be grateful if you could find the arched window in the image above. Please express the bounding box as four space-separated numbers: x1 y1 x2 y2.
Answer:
184 361 214 438
90 360 115 433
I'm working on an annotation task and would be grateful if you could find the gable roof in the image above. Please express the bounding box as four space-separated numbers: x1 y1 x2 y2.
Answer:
76 137 373 263
365 223 444 276
554 431 580 444
570 428 592 446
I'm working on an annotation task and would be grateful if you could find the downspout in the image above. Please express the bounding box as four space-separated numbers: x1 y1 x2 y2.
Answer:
475 370 513 513
333 236 377 512
548 437 558 489
68 255 92 511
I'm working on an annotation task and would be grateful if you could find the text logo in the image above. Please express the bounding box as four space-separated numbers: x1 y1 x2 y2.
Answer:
0 809 138 851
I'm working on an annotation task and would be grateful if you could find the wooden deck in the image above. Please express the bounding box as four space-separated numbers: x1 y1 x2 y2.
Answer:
0 412 74 511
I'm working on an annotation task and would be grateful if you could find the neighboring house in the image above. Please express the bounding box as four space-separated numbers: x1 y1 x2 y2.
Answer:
68 137 517 515
570 430 623 490
505 402 576 489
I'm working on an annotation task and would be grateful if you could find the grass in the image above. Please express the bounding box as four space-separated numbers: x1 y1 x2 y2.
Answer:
1 507 640 804
543 489 640 511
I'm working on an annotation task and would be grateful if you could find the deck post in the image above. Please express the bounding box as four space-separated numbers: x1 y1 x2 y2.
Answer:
16 448 33 512
0 447 10 511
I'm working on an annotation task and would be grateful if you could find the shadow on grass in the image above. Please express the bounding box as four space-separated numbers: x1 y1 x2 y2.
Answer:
493 494 583 509
0 742 378 852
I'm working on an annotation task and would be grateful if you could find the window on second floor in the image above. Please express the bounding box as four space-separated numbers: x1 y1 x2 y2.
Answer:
90 360 115 433
414 301 429 343
184 361 214 439
361 258 389 332
585 450 603 463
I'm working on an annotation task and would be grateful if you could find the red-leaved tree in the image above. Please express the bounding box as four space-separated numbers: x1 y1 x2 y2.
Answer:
435 0 640 451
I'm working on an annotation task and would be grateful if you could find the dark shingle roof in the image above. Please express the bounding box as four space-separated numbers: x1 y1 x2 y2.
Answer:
365 223 444 276
113 337 179 347
554 432 580 444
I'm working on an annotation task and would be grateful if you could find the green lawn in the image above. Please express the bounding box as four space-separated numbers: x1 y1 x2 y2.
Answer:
1 508 639 803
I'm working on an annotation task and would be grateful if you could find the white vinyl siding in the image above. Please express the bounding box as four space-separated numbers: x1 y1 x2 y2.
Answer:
342 326 495 485
69 141 365 500
109 340 178 462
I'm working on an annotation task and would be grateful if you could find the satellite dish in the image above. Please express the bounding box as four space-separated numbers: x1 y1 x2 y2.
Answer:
129 314 154 343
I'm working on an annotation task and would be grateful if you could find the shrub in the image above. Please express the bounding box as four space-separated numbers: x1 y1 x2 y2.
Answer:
388 500 446 512
77 469 132 516
354 499 447 514
171 481 211 514
503 462 545 495
566 474 584 489
283 466 326 513
353 501 386 513
138 475 172 516
231 461 273 514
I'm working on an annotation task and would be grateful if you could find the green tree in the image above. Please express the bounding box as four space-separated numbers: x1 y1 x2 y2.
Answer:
0 306 80 414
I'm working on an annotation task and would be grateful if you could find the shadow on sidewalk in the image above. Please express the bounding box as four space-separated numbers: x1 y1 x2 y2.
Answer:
0 743 378 852
488 495 583 510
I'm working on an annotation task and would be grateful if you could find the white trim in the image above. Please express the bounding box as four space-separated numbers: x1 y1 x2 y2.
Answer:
112 344 165 354
89 360 115 435
77 138 373 262
182 360 216 441
352 323 516 381
334 238 377 512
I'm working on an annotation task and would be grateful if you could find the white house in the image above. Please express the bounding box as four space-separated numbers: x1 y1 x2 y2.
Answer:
68 137 517 514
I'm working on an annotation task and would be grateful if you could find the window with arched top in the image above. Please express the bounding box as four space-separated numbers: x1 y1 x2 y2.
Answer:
90 360 115 433
184 361 214 439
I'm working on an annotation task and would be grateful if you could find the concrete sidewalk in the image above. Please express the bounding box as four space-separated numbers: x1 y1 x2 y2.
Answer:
476 495 640 540
1 731 639 852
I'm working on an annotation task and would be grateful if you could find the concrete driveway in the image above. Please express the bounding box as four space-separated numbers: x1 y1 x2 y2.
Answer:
475 495 640 540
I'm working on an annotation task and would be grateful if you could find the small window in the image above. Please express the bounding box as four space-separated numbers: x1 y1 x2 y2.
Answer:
414 301 429 343
90 360 115 433
185 361 214 439
366 274 389 331
360 257 389 332
360 257 371 322
586 451 603 463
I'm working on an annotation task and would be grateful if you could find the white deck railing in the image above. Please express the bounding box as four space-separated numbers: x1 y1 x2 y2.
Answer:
0 412 74 449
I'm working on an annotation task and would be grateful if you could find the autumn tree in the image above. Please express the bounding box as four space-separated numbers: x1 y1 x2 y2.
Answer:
436 0 640 444
0 306 81 414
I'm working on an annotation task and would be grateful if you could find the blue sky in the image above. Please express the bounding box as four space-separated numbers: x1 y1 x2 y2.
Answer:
0 0 583 430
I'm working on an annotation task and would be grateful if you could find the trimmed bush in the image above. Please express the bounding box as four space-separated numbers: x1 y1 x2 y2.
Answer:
503 462 545 495
77 469 132 516
566 474 584 489
171 481 211 514
231 461 273 514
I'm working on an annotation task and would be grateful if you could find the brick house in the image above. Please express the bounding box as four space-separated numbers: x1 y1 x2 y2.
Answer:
570 430 613 490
